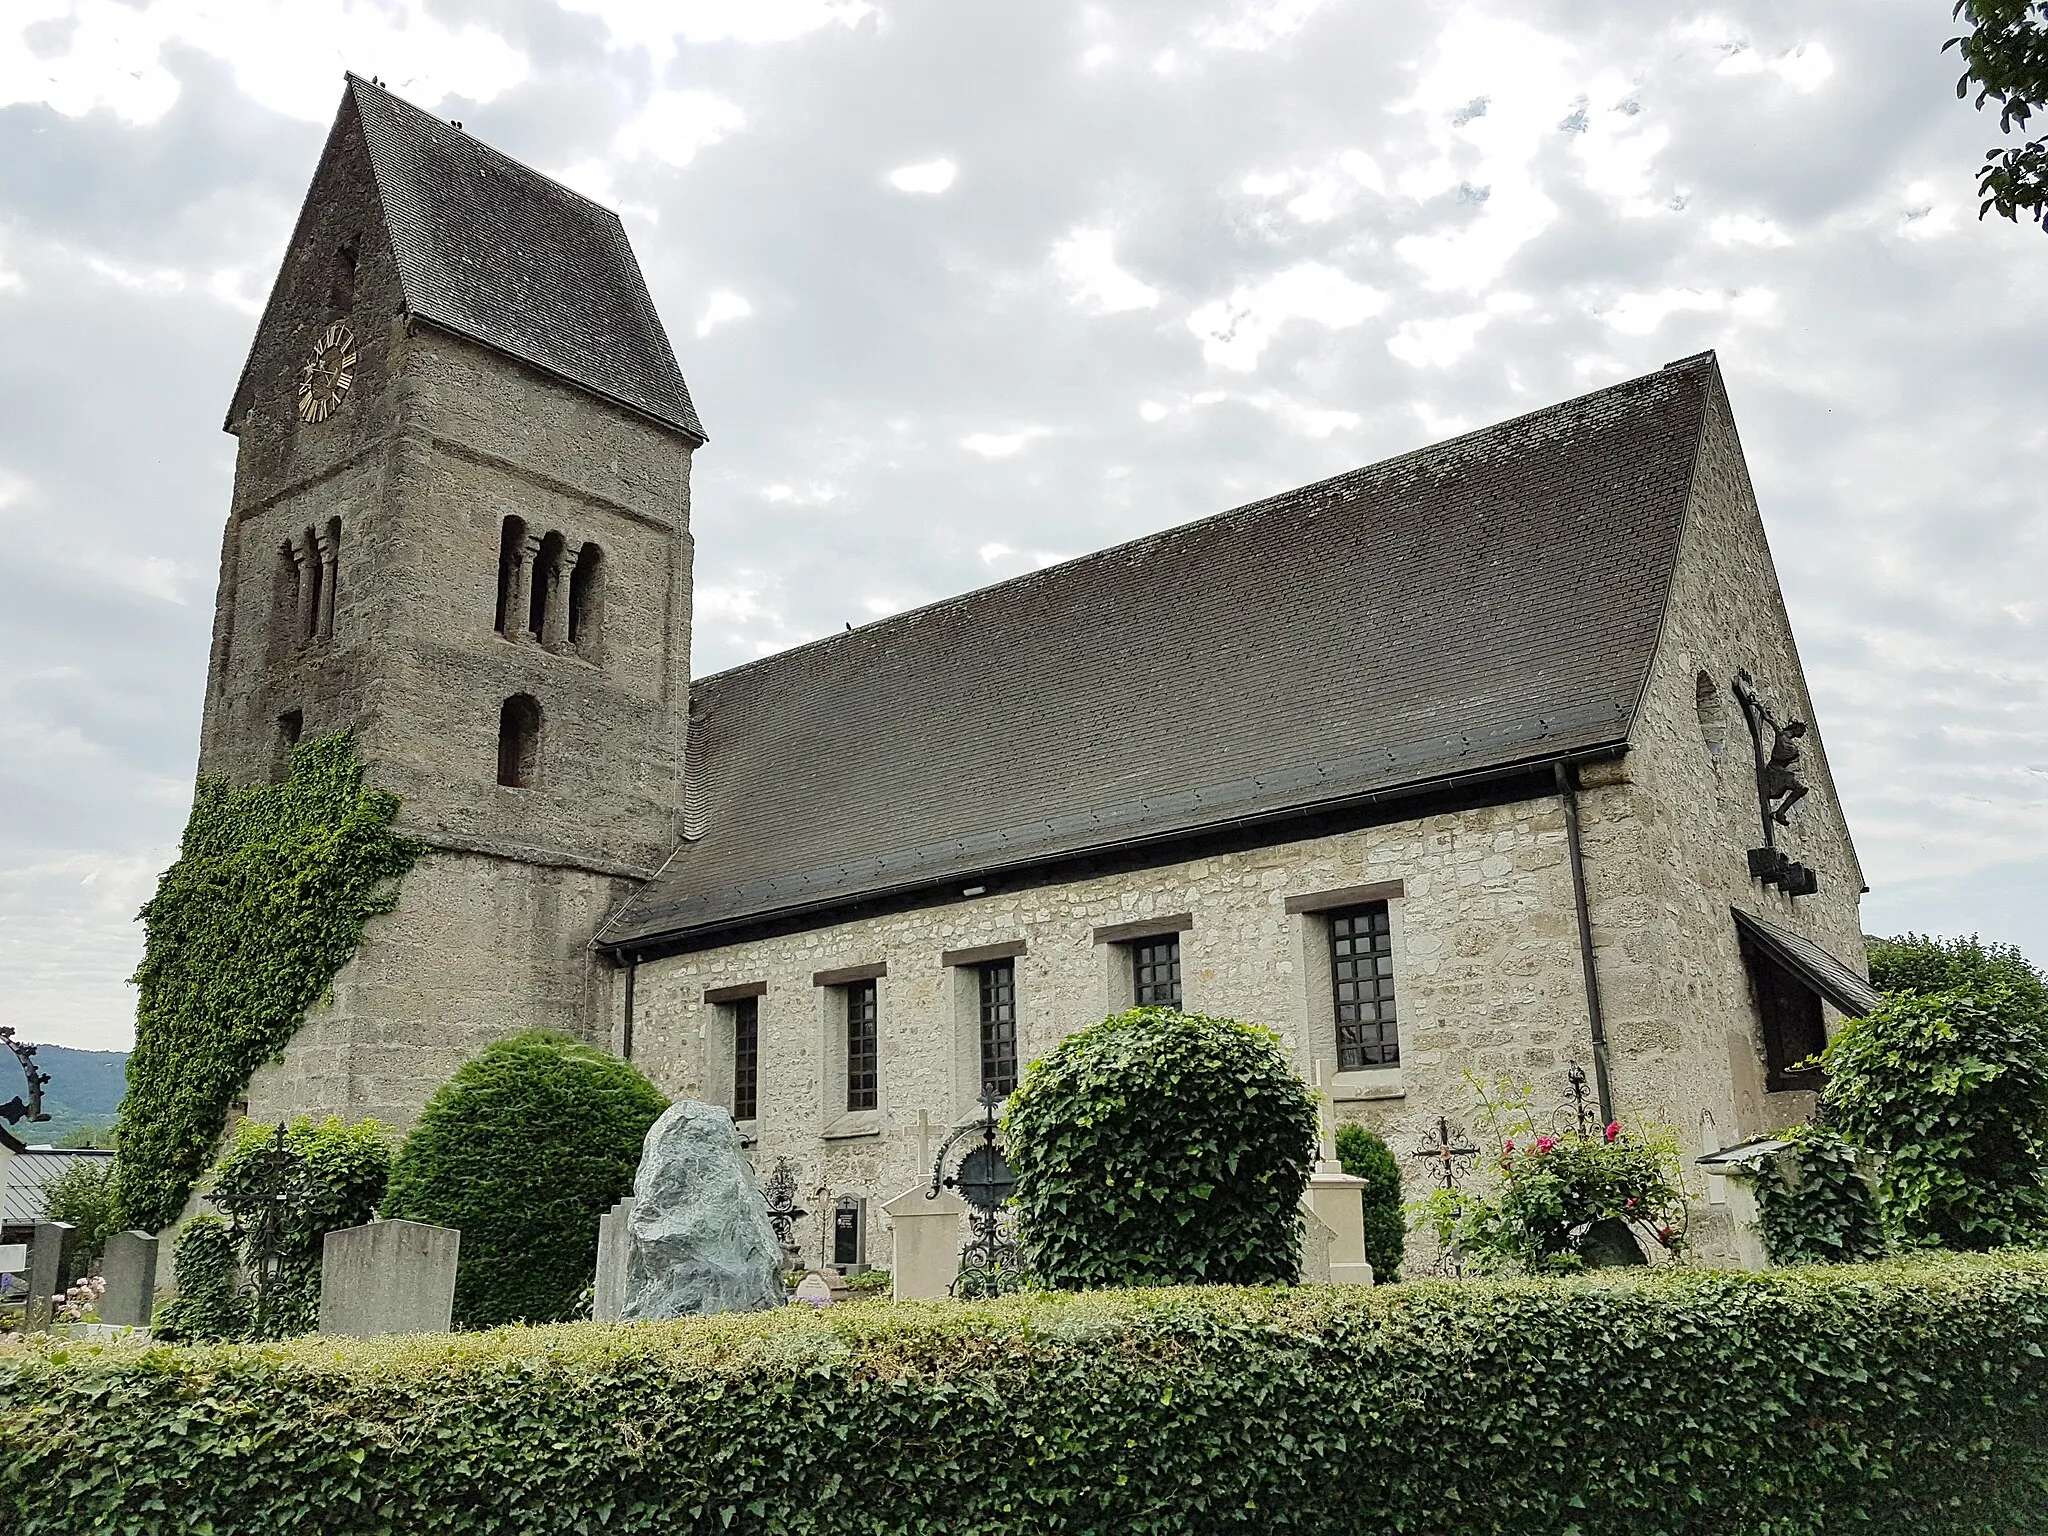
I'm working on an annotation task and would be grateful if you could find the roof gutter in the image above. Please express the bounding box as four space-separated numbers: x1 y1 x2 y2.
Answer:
601 741 1630 964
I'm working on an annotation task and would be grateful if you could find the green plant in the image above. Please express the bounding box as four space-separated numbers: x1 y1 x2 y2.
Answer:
152 1215 248 1344
1334 1122 1404 1282
1948 1 2048 228
1417 1080 1687 1275
1820 983 2048 1250
1867 931 2046 1006
39 1158 118 1273
1740 1124 1890 1267
381 1031 667 1328
1003 1007 1318 1289
113 733 419 1233
7 1259 2048 1534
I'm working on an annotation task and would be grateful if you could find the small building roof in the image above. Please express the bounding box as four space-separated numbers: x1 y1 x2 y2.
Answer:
604 354 1725 953
1732 909 1882 1017
2 1147 115 1228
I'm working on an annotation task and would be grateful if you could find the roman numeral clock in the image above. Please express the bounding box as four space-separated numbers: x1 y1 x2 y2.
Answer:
295 320 358 424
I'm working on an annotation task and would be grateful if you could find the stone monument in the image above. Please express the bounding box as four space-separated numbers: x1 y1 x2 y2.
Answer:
622 1101 784 1319
318 1218 460 1338
99 1231 160 1329
593 1196 637 1323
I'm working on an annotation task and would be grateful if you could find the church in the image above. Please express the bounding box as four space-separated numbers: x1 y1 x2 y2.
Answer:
202 77 1875 1266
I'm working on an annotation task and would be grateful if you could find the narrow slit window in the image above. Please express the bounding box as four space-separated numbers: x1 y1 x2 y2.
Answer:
529 531 564 642
495 516 527 635
732 996 759 1122
844 978 879 1112
1330 904 1398 1070
977 960 1018 1099
567 541 603 652
1131 936 1181 1008
496 693 542 788
271 708 303 783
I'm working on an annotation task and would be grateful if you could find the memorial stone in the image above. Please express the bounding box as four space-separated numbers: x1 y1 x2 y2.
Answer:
25 1222 73 1332
319 1219 459 1338
99 1231 160 1329
594 1196 636 1322
881 1183 965 1300
622 1101 784 1319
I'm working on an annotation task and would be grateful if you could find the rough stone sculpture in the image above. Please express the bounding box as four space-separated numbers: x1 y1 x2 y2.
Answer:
622 1101 785 1319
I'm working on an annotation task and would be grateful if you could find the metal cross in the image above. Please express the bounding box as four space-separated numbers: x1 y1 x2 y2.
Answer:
210 1123 313 1339
761 1157 808 1266
1412 1115 1479 1193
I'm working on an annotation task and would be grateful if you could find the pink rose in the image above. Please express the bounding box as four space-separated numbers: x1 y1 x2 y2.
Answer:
1604 1121 1621 1143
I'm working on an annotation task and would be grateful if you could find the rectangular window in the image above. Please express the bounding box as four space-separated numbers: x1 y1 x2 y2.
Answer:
977 960 1019 1098
731 996 759 1122
1131 936 1181 1008
844 978 879 1112
1742 940 1827 1092
1331 903 1398 1070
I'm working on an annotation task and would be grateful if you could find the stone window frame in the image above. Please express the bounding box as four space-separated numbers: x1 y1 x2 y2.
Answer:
814 962 886 1139
495 515 608 662
1091 914 1191 1011
1285 881 1408 1102
940 940 1027 1116
700 980 766 1132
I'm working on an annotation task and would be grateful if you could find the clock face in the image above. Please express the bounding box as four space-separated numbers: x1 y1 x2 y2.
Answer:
295 320 359 424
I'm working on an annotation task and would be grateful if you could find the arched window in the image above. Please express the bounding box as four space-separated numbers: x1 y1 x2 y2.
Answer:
528 531 565 642
497 694 542 788
567 541 603 653
495 515 527 636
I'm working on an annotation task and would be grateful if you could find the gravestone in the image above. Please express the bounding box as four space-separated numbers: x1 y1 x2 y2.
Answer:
881 1183 964 1300
832 1194 867 1270
319 1218 459 1338
792 1271 837 1307
99 1231 160 1329
622 1101 784 1319
593 1196 636 1322
25 1222 74 1332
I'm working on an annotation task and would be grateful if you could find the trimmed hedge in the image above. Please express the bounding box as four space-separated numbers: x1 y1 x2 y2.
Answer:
7 1259 2048 1534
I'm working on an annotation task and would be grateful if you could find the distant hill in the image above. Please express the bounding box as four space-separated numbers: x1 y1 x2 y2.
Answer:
12 1044 128 1145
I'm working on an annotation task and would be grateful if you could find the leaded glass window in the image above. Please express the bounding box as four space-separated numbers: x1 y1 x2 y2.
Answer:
845 978 879 1111
1331 904 1398 1069
978 960 1018 1098
1131 936 1181 1008
732 996 759 1122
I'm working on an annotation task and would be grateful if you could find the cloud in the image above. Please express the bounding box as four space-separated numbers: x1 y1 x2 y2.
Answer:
961 428 1053 457
614 89 745 170
1711 213 1792 247
559 0 875 58
1201 0 1335 52
1051 228 1161 314
1597 285 1776 335
0 0 528 125
889 158 957 194
1187 262 1384 370
696 289 754 336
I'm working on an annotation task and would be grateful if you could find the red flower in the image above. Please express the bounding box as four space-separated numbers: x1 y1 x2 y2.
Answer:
1604 1121 1621 1143
1535 1135 1557 1153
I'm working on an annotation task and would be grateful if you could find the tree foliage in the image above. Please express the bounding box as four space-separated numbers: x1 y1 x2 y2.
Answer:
1820 983 2048 1250
9 1260 2048 1534
39 1158 119 1272
1004 1008 1318 1288
381 1031 667 1328
1949 1 2048 227
1867 930 2046 1006
114 734 419 1233
1334 1123 1405 1282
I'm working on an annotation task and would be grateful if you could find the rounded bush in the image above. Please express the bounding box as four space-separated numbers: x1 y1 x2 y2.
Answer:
381 1031 667 1327
1334 1122 1406 1283
1004 1007 1317 1288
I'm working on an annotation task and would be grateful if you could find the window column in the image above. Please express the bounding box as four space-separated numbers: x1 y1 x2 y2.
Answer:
504 531 542 640
314 521 339 641
542 544 579 651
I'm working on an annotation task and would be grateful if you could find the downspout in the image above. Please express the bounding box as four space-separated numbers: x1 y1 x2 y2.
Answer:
1555 761 1615 1124
622 955 638 1062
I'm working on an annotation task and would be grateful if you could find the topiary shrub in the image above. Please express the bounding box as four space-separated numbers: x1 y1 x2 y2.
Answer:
1820 983 2048 1250
1334 1123 1405 1283
1004 1007 1317 1288
381 1031 667 1328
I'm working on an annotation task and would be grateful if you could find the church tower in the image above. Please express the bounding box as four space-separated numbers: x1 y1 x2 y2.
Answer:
199 78 702 1128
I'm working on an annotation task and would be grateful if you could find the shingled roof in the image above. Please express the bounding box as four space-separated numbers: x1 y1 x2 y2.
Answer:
236 77 702 439
601 355 1722 952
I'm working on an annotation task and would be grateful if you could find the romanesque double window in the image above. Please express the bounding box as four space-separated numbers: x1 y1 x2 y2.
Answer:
279 517 342 646
495 516 604 656
1329 903 1399 1070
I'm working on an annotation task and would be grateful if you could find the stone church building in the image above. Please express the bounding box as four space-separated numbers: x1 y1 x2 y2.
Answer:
204 78 1876 1265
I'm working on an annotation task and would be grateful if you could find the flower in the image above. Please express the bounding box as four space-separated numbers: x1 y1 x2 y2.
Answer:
1503 1139 1514 1154
1535 1135 1557 1153
1604 1121 1621 1143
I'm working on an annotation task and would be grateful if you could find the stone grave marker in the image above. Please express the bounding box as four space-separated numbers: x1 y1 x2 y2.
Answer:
594 1196 636 1322
99 1231 160 1329
319 1218 459 1338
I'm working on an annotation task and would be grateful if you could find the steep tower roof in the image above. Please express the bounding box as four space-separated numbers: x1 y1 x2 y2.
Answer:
604 354 1722 953
229 76 702 439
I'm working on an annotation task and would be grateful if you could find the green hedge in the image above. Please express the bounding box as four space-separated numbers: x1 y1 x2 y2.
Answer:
7 1259 2048 1534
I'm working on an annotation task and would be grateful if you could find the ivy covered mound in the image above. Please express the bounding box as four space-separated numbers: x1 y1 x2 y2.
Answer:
115 735 419 1233
1004 1007 1318 1288
6 1260 2048 1535
381 1031 668 1328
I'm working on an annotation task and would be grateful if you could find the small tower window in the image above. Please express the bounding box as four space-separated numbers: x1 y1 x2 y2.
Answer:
528 531 565 642
271 708 304 783
567 541 603 653
1696 671 1728 760
495 516 527 636
327 243 357 312
497 694 542 788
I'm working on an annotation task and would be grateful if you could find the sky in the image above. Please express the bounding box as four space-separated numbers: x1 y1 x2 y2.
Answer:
0 0 2041 1053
